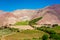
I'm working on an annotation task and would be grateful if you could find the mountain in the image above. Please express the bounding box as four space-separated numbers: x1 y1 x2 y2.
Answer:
0 9 37 26
12 9 37 21
0 12 17 26
12 4 60 25
0 4 60 26
36 4 60 25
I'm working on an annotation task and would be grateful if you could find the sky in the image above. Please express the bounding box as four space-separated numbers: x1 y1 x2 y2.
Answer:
0 0 60 11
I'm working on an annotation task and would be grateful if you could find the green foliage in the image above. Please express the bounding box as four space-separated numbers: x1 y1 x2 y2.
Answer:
52 24 58 27
24 38 30 40
50 34 60 40
29 17 42 24
37 27 56 34
0 27 13 37
0 27 20 37
32 38 38 40
40 26 47 28
14 21 29 25
37 27 44 31
42 34 49 40
52 26 60 30
9 28 20 32
37 26 60 40
29 17 42 28
45 29 56 34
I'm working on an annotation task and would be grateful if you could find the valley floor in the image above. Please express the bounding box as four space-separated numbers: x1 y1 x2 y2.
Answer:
0 25 60 40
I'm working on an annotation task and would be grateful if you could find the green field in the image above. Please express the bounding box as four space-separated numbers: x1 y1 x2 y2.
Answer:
14 21 29 25
3 30 45 40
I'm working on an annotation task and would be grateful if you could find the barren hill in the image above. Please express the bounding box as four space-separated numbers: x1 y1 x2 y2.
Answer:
0 4 60 26
36 4 60 25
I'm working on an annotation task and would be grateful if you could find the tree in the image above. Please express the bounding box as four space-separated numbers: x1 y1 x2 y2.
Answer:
42 34 49 40
50 34 60 40
52 24 58 27
29 17 42 28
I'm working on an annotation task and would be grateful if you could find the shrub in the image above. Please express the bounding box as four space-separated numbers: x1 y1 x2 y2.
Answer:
37 27 44 31
8 27 20 32
32 37 38 40
37 27 56 34
52 24 58 27
24 38 30 40
0 27 3 30
50 34 60 40
42 34 49 40
40 26 46 28
4 26 8 29
44 29 56 34
46 27 50 28
39 37 42 40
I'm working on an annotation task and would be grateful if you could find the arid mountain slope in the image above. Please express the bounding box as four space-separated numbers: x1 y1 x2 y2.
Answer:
12 9 37 21
0 4 60 26
37 4 60 25
0 12 17 26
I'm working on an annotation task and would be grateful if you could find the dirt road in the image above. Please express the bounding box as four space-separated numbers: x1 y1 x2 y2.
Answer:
10 25 34 30
9 25 41 30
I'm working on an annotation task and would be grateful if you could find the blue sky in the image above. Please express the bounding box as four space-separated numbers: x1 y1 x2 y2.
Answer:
0 0 60 11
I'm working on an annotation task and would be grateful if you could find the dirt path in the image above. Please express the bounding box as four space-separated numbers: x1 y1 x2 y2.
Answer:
9 25 41 30
10 25 34 30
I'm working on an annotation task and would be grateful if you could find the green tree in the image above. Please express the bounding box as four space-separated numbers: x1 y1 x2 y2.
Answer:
42 34 49 40
50 34 60 40
52 24 58 27
29 17 42 28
